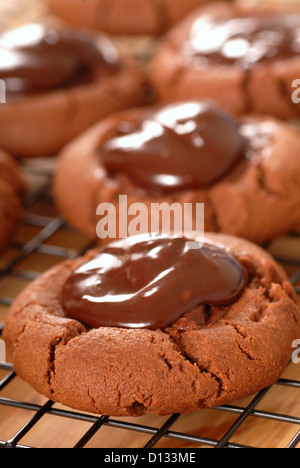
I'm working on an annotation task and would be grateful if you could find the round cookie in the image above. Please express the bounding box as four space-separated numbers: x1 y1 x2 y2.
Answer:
3 233 300 416
0 23 147 158
54 100 300 245
0 150 26 250
48 0 232 36
150 2 300 119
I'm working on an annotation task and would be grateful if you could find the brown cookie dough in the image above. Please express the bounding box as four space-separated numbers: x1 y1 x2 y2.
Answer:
48 0 232 36
0 24 147 158
3 233 300 416
150 2 300 119
54 101 300 245
0 150 26 251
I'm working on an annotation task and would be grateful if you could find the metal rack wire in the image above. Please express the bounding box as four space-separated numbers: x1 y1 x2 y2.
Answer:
0 167 300 449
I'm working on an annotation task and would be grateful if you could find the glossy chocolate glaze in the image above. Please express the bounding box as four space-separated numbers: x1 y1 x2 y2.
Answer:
0 24 120 96
101 101 244 192
186 12 300 69
61 235 248 330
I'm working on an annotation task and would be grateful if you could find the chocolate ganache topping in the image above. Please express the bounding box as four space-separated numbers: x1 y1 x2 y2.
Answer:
61 235 248 330
101 101 244 192
185 13 300 69
0 24 120 96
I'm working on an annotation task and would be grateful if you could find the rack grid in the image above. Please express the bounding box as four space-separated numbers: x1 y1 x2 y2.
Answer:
0 165 300 449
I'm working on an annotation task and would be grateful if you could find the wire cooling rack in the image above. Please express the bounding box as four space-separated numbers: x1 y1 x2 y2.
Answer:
0 162 300 449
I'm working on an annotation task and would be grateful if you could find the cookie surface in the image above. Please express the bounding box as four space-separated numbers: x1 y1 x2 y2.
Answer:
48 0 231 36
150 2 300 118
0 24 147 158
3 233 300 416
0 150 26 251
54 101 300 245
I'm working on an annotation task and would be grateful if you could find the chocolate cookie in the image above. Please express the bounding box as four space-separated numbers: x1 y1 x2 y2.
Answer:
150 3 300 118
48 0 232 36
54 100 300 245
0 150 26 250
3 233 300 416
0 23 146 158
